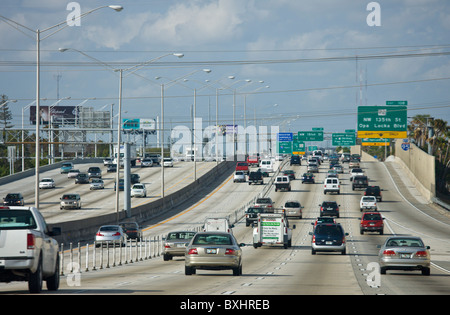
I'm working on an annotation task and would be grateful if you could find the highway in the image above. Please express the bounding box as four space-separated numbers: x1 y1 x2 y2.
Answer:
0 157 449 295
0 160 217 224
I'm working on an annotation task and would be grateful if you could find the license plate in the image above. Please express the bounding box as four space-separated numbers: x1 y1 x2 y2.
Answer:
326 241 333 245
176 243 186 248
206 248 217 254
0 260 5 266
400 253 411 259
369 223 375 226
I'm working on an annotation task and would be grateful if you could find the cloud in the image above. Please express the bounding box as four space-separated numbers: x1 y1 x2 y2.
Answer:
140 0 246 47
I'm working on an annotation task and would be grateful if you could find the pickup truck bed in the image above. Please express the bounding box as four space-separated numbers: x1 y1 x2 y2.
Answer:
0 206 61 293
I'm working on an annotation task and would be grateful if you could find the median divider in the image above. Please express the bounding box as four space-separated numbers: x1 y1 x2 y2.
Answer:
49 161 235 244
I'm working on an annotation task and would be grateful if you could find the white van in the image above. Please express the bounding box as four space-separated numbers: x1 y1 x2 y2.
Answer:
203 218 234 234
323 177 340 194
260 159 274 173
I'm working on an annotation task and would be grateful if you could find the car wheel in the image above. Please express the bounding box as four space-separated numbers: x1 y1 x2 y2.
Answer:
233 264 242 276
46 255 60 291
29 257 43 293
311 249 316 255
422 268 431 276
185 266 195 275
380 267 387 275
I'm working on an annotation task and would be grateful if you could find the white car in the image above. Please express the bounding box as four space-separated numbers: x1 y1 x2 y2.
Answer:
90 178 104 190
233 171 246 183
67 169 80 178
163 157 174 167
39 178 55 189
131 183 147 197
360 196 377 211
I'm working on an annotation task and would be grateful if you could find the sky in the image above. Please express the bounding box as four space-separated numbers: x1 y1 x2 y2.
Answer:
1 0 449 147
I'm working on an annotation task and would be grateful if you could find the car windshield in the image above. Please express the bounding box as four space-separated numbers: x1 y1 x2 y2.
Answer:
100 226 120 232
0 210 37 230
285 202 300 208
192 234 233 245
362 197 375 201
322 202 337 207
315 225 343 236
256 199 271 204
62 195 77 200
167 232 196 240
386 238 424 247
363 213 382 220
5 194 21 199
246 208 264 214
133 185 144 189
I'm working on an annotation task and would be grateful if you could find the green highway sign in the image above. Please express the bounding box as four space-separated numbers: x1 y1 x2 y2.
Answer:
357 105 407 138
332 133 356 146
298 131 323 141
278 141 292 154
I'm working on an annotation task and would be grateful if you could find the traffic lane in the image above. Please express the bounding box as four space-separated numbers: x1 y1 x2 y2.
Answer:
2 161 217 224
142 161 283 237
344 161 450 294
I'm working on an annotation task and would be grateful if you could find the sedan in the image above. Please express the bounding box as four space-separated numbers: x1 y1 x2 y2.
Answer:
163 157 174 167
185 232 245 276
378 236 431 275
163 231 196 261
3 193 24 206
131 183 146 197
67 169 80 178
90 178 104 190
39 178 55 189
95 225 126 247
75 173 90 184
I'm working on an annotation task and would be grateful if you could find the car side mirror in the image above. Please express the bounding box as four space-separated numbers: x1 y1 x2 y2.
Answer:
239 243 246 247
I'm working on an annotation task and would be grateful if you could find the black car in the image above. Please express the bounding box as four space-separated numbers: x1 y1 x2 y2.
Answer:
3 193 24 206
365 185 382 201
301 173 315 184
319 201 340 218
131 173 140 184
248 171 264 185
290 155 301 165
107 164 117 173
245 207 266 226
119 222 142 240
352 175 368 190
75 173 90 184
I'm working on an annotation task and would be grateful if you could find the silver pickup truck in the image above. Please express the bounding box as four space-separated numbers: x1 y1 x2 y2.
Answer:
0 206 61 293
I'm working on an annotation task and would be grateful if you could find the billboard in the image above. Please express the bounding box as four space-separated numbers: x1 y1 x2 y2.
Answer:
30 106 78 125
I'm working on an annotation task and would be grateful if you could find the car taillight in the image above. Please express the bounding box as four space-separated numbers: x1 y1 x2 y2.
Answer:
27 233 35 250
96 232 104 236
188 248 198 255
225 249 235 255
383 250 396 256
312 235 316 243
164 244 171 249
415 251 428 258
112 232 121 236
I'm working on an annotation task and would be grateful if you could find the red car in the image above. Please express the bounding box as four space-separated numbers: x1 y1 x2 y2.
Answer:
360 212 384 235
247 155 259 166
235 162 249 174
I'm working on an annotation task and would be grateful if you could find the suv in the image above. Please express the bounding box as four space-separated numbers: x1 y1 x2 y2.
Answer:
60 194 81 210
245 206 266 226
352 175 368 190
365 186 382 202
360 212 384 235
310 223 348 255
290 155 301 166
319 201 340 217
323 177 340 194
284 200 303 219
87 166 102 179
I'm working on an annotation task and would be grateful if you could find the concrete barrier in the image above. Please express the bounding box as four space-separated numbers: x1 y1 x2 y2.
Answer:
49 161 235 244
394 141 435 201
